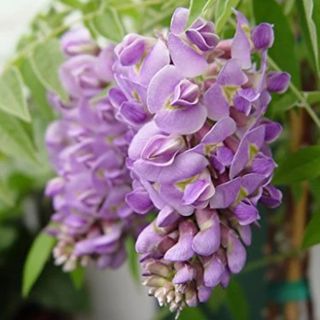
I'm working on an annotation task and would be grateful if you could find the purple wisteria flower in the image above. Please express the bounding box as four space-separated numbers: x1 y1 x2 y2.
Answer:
45 29 146 271
113 8 290 316
45 7 290 317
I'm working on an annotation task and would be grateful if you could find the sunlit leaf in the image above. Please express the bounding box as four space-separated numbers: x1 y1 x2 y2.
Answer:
125 236 140 283
31 39 68 102
0 67 30 122
0 179 15 207
91 8 125 42
23 232 55 297
303 212 320 248
268 92 297 116
0 110 38 165
19 58 55 122
273 146 320 185
297 0 320 74
70 267 85 289
0 226 17 251
215 0 240 34
179 307 206 320
188 0 208 26
59 0 84 9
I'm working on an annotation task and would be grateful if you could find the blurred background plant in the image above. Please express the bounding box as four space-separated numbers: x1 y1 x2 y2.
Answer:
0 0 319 319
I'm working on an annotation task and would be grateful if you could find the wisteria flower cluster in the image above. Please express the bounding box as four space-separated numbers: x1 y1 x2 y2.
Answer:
45 29 144 271
45 8 290 315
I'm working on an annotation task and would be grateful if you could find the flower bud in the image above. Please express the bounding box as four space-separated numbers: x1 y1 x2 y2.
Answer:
251 23 274 50
267 71 291 93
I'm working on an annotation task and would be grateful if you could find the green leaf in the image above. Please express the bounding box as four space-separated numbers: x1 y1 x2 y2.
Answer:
273 146 320 185
303 212 320 248
0 226 17 251
215 0 240 34
188 0 208 26
154 307 171 320
269 92 297 116
0 67 30 122
91 8 125 42
305 91 320 105
125 236 140 283
226 280 249 320
59 0 84 9
253 0 301 87
70 267 85 289
19 58 55 122
23 232 55 297
31 39 68 102
297 0 320 74
0 179 15 207
0 110 38 165
179 307 206 320
208 286 227 312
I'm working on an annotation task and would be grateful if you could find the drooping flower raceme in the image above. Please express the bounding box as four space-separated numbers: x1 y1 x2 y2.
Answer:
111 8 288 315
44 7 289 316
45 29 145 271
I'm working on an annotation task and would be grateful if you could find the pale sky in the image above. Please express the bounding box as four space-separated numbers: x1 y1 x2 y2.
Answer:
0 0 49 65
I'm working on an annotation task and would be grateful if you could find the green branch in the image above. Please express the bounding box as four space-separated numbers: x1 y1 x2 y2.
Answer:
268 57 320 129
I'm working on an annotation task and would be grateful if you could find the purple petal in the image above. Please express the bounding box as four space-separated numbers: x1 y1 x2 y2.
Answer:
241 173 267 195
158 152 208 183
260 184 282 208
229 125 266 179
237 224 252 246
158 183 194 216
173 264 195 284
95 45 114 82
192 209 221 256
156 206 180 228
118 101 148 127
210 178 241 209
231 11 251 69
170 7 189 35
186 18 219 51
147 65 183 113
182 179 212 206
226 231 247 273
198 286 212 303
164 220 196 261
263 120 282 143
202 117 237 144
267 72 291 93
217 59 248 86
252 23 274 50
168 33 208 77
234 200 259 225
251 154 276 176
115 33 146 66
141 134 185 167
128 121 161 160
154 103 207 135
139 39 170 85
204 256 225 287
125 189 153 214
204 84 229 121
135 223 163 254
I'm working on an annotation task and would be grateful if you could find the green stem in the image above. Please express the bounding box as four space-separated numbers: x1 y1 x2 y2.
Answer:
268 58 320 129
243 249 302 274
